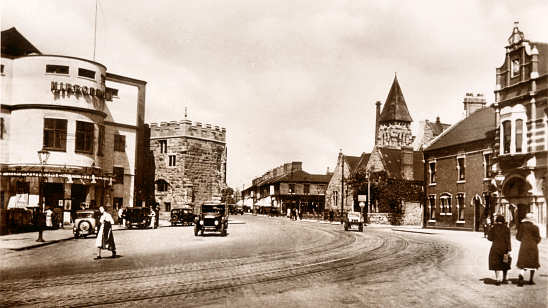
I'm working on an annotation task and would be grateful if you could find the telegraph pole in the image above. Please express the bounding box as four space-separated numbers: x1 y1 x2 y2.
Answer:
340 150 344 224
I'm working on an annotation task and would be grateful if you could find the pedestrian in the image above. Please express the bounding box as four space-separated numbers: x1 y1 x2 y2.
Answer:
95 206 116 259
483 216 491 238
329 209 334 222
118 207 124 226
487 214 511 286
516 212 541 286
45 207 53 229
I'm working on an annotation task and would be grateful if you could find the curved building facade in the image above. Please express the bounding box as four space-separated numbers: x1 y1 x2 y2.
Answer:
1 27 146 229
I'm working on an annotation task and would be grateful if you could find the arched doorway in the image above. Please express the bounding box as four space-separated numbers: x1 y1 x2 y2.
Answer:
502 176 532 227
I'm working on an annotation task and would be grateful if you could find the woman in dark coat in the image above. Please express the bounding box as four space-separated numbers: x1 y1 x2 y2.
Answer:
516 213 541 286
488 215 511 285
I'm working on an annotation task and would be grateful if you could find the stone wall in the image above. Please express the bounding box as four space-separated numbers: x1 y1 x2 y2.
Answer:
368 202 422 225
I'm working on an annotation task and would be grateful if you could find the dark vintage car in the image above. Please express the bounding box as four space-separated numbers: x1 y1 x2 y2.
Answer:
344 211 364 232
229 204 244 215
124 207 151 229
73 209 101 239
194 202 228 236
170 208 195 226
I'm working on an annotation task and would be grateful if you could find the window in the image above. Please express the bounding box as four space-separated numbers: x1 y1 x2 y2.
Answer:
483 153 491 178
105 87 118 101
428 195 436 220
97 125 105 156
16 181 30 194
457 193 465 221
333 191 338 207
289 184 295 194
114 134 125 152
78 68 95 79
168 155 176 167
113 167 124 184
75 121 94 153
440 194 452 215
511 59 520 78
515 119 523 153
502 120 511 154
43 118 67 151
156 180 169 192
0 118 5 139
159 140 167 153
429 161 436 184
457 157 465 181
164 202 171 212
304 184 310 194
46 64 69 74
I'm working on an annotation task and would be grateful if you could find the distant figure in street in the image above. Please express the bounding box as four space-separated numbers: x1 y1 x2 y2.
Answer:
287 208 291 219
487 215 511 285
95 206 116 259
516 213 541 286
329 209 334 222
118 207 124 226
298 208 302 220
45 208 53 229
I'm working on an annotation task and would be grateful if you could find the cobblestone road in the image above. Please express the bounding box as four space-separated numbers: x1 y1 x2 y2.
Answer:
0 216 546 307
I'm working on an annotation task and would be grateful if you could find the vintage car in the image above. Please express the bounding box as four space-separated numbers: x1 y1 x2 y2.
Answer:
170 208 195 226
73 209 101 239
229 204 244 215
194 202 228 236
124 207 152 229
344 211 364 232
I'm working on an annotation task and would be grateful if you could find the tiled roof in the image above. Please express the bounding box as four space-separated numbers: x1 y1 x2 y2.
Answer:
351 152 371 176
344 155 362 173
1 27 41 58
426 120 451 137
264 170 332 185
379 75 413 123
424 107 495 152
377 147 423 181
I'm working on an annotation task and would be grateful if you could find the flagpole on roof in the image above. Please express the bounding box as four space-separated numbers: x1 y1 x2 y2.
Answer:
93 0 98 61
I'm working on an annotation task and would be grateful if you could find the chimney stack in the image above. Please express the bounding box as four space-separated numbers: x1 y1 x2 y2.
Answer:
463 93 486 118
375 101 381 145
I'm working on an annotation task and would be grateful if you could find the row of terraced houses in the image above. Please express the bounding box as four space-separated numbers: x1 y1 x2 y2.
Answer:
242 24 547 237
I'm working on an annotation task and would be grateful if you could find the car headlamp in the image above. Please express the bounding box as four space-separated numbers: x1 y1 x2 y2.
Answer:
214 220 219 226
200 220 204 225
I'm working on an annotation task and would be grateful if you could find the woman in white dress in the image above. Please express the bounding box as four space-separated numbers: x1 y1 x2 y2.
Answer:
95 206 116 259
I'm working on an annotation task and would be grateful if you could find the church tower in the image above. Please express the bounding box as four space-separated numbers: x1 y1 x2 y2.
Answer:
375 75 414 149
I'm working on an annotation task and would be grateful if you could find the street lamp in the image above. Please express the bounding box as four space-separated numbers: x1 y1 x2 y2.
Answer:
36 149 50 242
494 170 505 220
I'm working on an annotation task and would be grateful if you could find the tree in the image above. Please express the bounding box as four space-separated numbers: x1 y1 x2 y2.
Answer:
221 187 235 204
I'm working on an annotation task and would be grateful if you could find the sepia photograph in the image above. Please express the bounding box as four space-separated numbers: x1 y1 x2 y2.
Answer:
1 0 547 307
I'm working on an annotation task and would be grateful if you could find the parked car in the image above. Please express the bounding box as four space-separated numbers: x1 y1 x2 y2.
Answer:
73 209 101 239
194 202 228 236
170 208 195 226
344 211 364 232
229 204 244 215
124 207 152 229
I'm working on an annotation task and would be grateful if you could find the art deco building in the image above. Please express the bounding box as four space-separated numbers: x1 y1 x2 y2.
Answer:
0 27 147 229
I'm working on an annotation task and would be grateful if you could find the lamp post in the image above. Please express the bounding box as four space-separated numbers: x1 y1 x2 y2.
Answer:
494 170 506 222
36 149 50 242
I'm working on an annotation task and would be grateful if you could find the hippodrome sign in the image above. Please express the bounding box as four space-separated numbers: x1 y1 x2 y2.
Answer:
50 81 105 98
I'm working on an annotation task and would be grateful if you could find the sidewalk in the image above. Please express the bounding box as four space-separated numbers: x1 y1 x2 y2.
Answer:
0 220 172 251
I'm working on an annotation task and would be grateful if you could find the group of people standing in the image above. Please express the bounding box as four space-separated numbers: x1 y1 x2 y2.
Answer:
488 212 541 286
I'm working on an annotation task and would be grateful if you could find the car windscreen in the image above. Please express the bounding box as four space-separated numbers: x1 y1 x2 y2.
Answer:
202 205 224 213
76 212 94 218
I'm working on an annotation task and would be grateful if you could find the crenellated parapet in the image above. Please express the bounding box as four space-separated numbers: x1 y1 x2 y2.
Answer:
149 119 226 142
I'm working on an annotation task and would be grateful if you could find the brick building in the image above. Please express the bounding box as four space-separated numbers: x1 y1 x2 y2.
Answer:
491 23 547 237
423 94 495 231
0 27 147 232
147 118 226 212
243 162 331 216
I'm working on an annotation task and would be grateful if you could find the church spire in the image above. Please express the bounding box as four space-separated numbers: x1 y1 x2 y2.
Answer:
378 74 413 124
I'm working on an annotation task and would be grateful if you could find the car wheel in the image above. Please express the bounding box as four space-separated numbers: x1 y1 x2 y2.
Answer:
200 229 204 236
358 223 363 232
344 223 349 231
74 233 79 239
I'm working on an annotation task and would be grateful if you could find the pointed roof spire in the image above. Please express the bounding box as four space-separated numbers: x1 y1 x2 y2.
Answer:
378 74 413 123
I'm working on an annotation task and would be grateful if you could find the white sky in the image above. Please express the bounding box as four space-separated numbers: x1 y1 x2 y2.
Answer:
2 0 548 189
